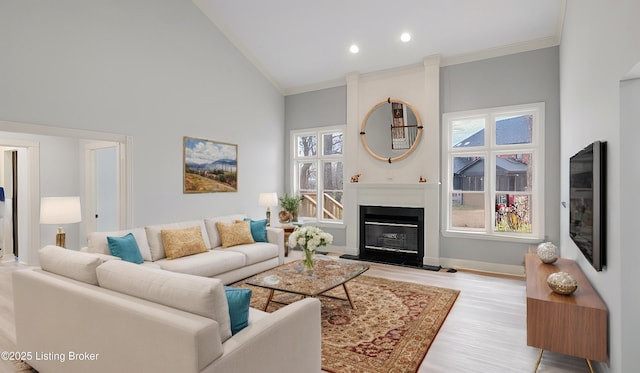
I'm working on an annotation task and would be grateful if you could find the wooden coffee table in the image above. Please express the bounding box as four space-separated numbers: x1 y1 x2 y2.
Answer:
246 257 369 310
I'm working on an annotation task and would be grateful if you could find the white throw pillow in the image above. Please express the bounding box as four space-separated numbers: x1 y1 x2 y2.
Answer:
204 214 246 248
39 245 107 285
86 228 153 262
96 260 232 342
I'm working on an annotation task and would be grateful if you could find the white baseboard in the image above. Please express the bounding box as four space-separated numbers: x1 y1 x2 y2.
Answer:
439 257 525 277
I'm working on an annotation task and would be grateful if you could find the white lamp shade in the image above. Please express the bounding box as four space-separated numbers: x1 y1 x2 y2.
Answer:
258 192 278 207
40 196 82 224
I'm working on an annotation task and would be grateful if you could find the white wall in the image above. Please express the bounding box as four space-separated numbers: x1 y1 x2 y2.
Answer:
560 1 640 371
0 1 284 240
620 77 640 373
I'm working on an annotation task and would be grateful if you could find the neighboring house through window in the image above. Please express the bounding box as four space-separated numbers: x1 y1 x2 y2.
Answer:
291 126 344 223
442 103 545 241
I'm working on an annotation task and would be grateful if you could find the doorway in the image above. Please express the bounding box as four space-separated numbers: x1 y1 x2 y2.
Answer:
0 142 38 264
85 142 120 233
0 120 130 266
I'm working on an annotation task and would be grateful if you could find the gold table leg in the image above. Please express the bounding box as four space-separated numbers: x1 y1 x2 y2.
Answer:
585 359 595 373
534 349 544 372
343 283 356 309
264 289 275 311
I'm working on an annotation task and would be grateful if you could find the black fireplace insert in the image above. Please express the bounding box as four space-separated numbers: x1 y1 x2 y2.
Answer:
358 205 424 267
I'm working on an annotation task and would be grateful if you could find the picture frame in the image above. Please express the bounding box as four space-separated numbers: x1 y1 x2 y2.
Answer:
183 136 238 193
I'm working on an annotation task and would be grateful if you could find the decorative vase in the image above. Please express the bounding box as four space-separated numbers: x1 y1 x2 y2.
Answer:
546 271 578 295
537 242 558 264
278 210 291 223
302 246 315 274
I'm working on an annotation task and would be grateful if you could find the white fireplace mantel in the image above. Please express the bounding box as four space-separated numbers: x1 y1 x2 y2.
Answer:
345 182 441 267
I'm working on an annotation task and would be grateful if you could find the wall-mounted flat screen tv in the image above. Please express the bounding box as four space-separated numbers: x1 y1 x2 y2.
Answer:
569 141 606 271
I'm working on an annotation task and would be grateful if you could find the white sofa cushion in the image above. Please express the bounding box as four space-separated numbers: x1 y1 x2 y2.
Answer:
156 250 246 277
87 228 153 262
224 242 280 266
145 220 210 261
39 245 109 285
204 214 246 248
96 260 232 342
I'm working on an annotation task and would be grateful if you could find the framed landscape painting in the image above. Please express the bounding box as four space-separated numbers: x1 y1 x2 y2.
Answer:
183 136 238 193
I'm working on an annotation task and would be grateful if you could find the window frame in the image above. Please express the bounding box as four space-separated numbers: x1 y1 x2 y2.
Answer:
291 125 345 225
442 103 545 242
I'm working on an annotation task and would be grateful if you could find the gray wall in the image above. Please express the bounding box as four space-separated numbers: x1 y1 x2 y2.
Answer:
0 0 284 231
439 47 560 265
284 86 347 244
283 48 560 262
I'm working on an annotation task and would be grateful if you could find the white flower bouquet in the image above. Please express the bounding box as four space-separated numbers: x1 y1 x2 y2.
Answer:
288 226 333 271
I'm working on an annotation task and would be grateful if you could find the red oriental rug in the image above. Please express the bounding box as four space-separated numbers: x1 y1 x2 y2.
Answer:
234 275 459 373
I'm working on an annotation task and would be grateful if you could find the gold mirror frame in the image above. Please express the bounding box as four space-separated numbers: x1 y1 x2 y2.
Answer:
360 97 423 163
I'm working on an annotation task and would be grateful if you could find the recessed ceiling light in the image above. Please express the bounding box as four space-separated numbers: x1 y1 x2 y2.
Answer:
349 44 359 54
400 33 411 42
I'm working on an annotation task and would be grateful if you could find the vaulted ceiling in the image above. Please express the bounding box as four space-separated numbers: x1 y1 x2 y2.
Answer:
194 0 565 95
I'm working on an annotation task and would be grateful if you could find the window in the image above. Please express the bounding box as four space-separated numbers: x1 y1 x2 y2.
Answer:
292 126 344 223
442 103 544 241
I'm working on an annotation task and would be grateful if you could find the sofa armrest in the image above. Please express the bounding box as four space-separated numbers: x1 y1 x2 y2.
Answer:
14 269 222 373
209 298 322 373
266 227 285 264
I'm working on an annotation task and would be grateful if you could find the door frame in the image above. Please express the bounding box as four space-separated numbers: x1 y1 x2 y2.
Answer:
0 120 131 265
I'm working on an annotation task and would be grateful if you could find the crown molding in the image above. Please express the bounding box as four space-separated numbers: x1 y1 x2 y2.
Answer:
282 78 346 96
441 36 560 67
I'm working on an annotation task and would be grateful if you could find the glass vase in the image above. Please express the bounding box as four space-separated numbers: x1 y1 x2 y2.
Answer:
302 246 315 274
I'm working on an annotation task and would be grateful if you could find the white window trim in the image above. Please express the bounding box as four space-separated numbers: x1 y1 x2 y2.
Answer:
441 103 545 243
291 125 345 225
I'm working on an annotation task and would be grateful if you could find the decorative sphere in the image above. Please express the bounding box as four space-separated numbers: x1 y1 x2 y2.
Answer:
547 272 578 295
537 242 558 264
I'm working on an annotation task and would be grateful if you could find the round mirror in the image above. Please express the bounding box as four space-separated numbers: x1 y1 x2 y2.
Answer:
360 98 423 163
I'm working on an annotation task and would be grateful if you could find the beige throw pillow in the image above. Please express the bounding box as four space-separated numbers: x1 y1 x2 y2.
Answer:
161 226 208 260
216 221 255 248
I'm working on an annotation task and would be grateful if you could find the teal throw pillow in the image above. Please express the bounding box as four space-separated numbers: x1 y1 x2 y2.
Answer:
107 233 144 264
224 286 252 335
244 218 268 242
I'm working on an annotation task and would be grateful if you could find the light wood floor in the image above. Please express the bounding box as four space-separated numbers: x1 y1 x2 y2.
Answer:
0 253 591 373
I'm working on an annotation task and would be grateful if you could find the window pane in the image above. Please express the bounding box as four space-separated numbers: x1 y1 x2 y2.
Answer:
299 191 316 219
297 161 316 219
453 156 484 191
323 161 343 221
495 194 532 233
495 114 532 145
322 132 343 156
451 193 485 229
495 153 532 191
296 135 317 157
297 162 316 190
452 118 485 148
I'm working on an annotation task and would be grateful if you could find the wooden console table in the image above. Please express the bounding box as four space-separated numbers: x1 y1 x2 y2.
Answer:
525 253 607 372
281 225 296 257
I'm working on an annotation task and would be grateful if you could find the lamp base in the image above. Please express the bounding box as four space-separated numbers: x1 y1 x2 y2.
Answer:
55 227 66 249
265 209 271 226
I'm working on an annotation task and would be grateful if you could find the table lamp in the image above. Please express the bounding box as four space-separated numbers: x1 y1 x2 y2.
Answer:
258 192 278 226
40 196 82 248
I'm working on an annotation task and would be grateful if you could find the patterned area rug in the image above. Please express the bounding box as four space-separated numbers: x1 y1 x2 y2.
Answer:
233 275 459 373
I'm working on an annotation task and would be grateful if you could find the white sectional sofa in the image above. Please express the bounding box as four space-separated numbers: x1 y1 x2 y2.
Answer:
13 246 322 373
83 214 285 284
